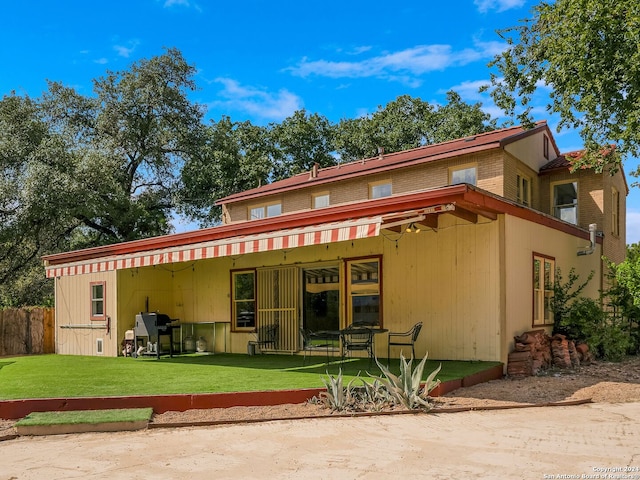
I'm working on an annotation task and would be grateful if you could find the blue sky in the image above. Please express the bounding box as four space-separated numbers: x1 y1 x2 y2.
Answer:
1 0 638 243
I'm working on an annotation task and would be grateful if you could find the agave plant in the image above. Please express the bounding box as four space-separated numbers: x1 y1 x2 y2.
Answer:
320 369 360 411
372 353 442 410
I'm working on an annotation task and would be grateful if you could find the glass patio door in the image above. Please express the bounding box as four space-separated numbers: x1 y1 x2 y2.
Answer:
302 266 340 333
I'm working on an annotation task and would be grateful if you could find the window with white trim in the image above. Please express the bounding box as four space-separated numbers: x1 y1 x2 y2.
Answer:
552 181 578 224
90 282 106 320
533 254 554 326
249 202 282 220
312 192 330 209
369 181 392 199
449 164 477 186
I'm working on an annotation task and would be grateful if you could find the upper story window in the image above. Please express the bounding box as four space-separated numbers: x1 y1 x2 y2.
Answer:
369 181 392 199
552 181 578 224
249 202 282 220
543 135 549 159
449 164 477 186
612 187 620 236
312 192 330 209
517 172 531 207
90 282 106 320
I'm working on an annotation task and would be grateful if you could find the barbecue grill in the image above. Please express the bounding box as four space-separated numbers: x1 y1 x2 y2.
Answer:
134 312 179 359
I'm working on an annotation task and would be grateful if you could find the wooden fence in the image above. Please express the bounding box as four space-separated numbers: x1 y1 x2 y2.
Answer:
0 308 55 356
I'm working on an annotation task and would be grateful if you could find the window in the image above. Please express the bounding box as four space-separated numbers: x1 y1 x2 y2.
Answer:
533 254 554 326
516 172 531 206
232 270 256 330
312 192 330 209
249 202 282 220
543 135 549 159
369 181 392 199
552 181 578 224
612 187 620 236
347 258 381 327
449 164 477 186
90 282 106 320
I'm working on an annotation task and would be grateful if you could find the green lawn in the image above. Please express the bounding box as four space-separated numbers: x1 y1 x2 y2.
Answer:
15 408 153 427
0 354 501 400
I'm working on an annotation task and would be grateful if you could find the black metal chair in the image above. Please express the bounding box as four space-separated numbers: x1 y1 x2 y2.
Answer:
387 321 423 362
299 328 333 365
341 325 374 366
252 320 279 352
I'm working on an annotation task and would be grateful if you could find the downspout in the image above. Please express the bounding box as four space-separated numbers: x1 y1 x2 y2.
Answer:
577 224 598 256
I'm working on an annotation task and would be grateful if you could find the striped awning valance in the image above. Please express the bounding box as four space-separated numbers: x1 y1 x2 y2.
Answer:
46 216 381 278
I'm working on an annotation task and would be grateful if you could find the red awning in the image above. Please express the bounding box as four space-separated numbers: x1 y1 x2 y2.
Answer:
45 216 382 278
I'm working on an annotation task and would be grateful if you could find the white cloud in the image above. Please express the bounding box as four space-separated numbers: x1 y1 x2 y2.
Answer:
210 78 303 121
287 40 506 86
94 58 108 64
161 0 202 11
114 40 140 58
474 0 526 13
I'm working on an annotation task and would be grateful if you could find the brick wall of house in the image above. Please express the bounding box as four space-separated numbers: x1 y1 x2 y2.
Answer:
224 149 508 223
539 167 627 265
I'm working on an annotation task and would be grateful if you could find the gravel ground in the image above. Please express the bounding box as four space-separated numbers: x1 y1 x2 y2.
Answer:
2 355 639 437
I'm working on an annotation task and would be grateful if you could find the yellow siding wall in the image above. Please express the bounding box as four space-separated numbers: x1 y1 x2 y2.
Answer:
382 215 502 361
54 271 118 356
503 215 602 366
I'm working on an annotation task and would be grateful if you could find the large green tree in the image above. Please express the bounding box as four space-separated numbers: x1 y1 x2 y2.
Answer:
0 48 206 305
485 0 640 173
335 93 496 162
179 117 272 226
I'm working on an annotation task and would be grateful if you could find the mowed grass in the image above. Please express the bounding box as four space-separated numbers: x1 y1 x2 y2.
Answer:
0 354 501 400
15 408 153 427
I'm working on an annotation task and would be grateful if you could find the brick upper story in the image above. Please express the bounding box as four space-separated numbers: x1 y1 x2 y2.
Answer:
216 122 628 263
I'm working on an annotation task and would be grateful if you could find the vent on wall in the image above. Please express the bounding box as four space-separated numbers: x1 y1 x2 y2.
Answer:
96 338 104 355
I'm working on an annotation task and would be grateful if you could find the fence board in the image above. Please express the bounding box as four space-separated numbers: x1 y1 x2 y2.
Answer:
0 308 54 356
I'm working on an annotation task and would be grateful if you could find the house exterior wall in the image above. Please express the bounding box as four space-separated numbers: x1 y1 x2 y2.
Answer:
539 168 627 265
503 215 602 365
54 270 118 356
381 215 502 361
224 150 507 223
107 214 504 361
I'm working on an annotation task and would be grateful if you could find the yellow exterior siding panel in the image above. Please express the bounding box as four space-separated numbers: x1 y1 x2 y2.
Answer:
503 215 602 366
54 271 118 356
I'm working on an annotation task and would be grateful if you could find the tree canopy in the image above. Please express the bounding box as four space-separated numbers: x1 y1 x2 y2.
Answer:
485 0 640 174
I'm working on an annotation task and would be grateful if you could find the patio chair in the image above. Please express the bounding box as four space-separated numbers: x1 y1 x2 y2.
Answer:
299 328 333 365
387 321 423 363
341 325 374 366
251 320 279 353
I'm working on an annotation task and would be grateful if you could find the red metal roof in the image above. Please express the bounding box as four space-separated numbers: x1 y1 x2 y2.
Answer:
43 183 597 274
216 122 552 205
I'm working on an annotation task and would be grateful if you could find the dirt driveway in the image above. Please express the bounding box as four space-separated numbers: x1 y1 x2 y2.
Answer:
2 402 639 479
